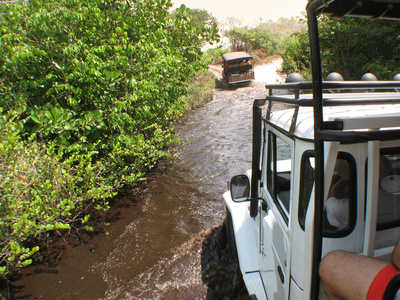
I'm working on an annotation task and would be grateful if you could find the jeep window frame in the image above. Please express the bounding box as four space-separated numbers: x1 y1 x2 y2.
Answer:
298 151 357 237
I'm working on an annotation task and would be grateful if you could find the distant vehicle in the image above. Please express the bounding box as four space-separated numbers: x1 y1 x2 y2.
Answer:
222 0 400 299
222 51 255 86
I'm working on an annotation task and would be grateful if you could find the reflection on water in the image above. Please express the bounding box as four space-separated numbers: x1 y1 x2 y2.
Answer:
10 86 271 299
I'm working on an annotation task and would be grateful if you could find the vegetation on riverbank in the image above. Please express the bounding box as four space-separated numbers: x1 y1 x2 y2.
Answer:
280 16 400 80
182 70 216 110
0 0 218 278
221 14 400 81
224 17 306 56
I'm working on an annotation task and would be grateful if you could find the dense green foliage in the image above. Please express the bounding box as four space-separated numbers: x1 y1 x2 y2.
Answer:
0 0 218 277
225 26 278 55
201 47 226 64
224 18 306 55
280 29 311 79
0 108 110 277
280 16 400 80
172 5 217 30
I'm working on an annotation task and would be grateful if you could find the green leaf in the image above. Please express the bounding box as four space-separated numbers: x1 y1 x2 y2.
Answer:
110 71 121 79
30 114 41 124
45 224 55 230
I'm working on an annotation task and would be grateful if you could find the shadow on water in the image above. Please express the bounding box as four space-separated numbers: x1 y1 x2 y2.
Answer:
200 225 249 299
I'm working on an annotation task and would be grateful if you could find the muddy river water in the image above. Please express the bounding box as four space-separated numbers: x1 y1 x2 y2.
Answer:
6 64 284 299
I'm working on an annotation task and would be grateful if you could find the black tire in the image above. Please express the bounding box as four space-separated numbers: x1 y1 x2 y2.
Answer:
222 78 230 90
224 208 238 256
223 208 250 299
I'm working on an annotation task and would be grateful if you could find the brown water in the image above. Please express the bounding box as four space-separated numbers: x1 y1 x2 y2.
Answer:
4 84 276 300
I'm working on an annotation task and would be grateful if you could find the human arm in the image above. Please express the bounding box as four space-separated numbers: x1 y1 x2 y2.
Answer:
320 250 390 300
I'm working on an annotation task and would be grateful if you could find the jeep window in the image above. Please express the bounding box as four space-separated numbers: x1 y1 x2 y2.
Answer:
298 152 315 230
377 149 400 231
324 155 356 237
267 132 292 224
299 152 356 237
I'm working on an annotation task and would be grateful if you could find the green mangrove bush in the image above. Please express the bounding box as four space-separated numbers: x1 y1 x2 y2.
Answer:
0 108 112 277
0 0 218 277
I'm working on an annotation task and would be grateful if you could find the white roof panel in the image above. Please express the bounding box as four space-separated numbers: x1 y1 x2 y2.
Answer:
269 98 400 140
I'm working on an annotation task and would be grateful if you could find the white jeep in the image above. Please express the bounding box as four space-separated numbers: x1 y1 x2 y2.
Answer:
223 0 400 299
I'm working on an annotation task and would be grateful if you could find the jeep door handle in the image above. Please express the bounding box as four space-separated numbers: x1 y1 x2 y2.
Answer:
277 265 285 284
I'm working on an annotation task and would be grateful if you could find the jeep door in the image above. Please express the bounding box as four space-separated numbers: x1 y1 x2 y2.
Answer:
259 129 294 299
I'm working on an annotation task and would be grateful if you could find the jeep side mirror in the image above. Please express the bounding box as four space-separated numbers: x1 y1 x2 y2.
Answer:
230 175 250 202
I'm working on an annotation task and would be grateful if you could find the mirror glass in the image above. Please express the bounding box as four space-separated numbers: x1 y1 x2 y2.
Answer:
230 175 250 202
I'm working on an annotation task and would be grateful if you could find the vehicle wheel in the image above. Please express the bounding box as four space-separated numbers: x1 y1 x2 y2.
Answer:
222 78 230 90
224 208 237 256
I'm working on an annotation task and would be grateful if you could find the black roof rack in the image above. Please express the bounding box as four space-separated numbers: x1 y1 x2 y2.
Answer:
265 81 400 142
265 80 400 106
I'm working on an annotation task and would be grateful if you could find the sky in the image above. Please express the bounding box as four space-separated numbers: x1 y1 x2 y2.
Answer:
171 0 308 27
